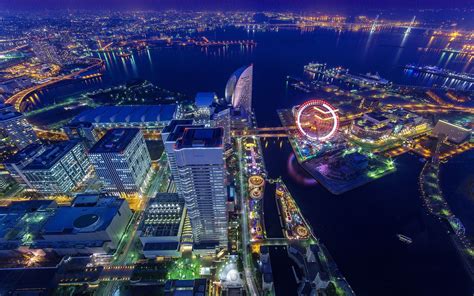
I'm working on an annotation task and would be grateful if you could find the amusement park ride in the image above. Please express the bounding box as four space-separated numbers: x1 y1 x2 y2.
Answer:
295 99 340 142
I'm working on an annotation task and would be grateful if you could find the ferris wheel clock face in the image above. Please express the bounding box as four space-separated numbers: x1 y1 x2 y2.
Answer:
296 99 339 141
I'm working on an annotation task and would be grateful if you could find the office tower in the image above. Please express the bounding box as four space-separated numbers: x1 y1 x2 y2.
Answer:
225 65 253 115
88 128 152 195
0 104 38 149
161 120 198 194
212 108 232 148
18 141 91 194
174 127 227 246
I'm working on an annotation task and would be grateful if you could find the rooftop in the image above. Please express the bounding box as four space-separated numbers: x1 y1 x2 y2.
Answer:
166 123 204 143
0 110 23 121
140 193 185 238
162 119 194 134
43 197 125 234
195 92 216 107
72 105 176 125
89 128 140 154
175 127 223 149
23 141 80 170
3 143 45 165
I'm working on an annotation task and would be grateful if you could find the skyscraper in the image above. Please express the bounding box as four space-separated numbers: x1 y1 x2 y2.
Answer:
173 127 227 247
88 128 152 196
0 104 38 149
161 119 195 183
225 65 253 115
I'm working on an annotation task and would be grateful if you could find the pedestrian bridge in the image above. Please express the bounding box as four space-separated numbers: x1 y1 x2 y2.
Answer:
231 126 297 138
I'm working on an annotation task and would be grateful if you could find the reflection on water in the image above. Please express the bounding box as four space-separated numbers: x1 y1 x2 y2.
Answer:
262 139 472 296
22 27 474 295
29 27 471 113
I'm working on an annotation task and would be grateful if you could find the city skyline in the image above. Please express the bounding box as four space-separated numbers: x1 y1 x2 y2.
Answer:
2 0 473 10
0 7 472 296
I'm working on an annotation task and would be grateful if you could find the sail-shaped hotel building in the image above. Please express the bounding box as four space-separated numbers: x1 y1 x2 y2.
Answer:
225 64 253 114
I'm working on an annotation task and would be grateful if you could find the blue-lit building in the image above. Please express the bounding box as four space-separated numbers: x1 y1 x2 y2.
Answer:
161 120 202 200
3 143 46 187
71 105 177 130
88 128 152 195
13 141 92 194
0 195 132 255
38 195 132 254
63 121 99 149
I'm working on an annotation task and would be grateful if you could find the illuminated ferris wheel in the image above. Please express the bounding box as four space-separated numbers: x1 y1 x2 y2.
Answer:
296 99 339 141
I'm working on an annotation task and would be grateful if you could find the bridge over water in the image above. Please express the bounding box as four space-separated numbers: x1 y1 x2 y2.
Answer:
231 126 297 138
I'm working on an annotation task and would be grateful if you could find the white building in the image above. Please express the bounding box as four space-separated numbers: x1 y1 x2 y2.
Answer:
20 141 92 194
173 127 227 247
162 120 204 198
88 128 152 196
225 65 253 115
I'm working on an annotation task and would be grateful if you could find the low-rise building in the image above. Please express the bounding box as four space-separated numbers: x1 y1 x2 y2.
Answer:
71 105 177 131
432 120 471 144
138 193 186 258
0 195 132 255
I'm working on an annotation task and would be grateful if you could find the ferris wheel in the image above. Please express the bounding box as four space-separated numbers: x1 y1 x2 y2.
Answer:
296 99 339 141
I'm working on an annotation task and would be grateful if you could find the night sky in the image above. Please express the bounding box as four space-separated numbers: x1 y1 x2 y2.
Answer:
1 0 473 10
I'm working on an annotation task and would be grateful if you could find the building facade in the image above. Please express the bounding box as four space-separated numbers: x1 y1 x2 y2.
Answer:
173 127 227 247
88 128 152 195
20 141 92 194
225 65 253 115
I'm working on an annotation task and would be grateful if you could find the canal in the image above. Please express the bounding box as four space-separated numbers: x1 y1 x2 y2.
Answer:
261 139 472 296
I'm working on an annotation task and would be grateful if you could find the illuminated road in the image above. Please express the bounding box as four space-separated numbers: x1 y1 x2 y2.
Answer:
237 138 260 296
5 59 103 112
96 154 169 296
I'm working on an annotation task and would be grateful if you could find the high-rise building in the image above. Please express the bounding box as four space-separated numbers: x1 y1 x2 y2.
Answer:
88 128 152 195
212 108 231 148
161 120 200 196
225 65 253 115
0 104 38 149
18 141 92 194
173 127 227 246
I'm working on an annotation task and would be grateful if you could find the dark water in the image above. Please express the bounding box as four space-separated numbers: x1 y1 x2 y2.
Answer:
441 150 474 240
263 139 472 296
26 27 473 295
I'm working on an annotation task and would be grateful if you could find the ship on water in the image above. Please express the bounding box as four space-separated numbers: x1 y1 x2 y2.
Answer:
397 234 413 244
303 62 327 73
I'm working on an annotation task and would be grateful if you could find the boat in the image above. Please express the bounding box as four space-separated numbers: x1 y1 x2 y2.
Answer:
117 51 132 58
397 234 413 244
304 62 326 73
